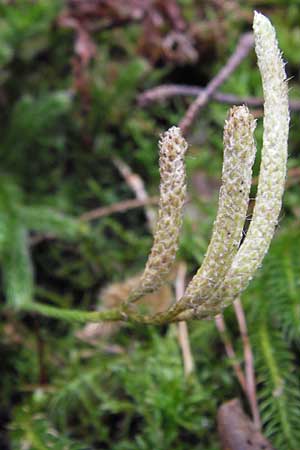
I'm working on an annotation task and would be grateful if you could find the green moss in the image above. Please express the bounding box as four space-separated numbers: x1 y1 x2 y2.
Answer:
1 1 300 448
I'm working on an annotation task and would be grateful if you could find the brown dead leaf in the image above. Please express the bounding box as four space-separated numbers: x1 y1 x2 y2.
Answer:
76 273 173 343
218 399 276 450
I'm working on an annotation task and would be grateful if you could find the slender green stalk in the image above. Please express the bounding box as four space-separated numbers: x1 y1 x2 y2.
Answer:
22 302 124 323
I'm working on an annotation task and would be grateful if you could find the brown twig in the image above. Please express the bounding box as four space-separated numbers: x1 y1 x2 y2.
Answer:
179 32 254 135
80 196 159 221
233 298 261 430
29 197 159 246
175 262 194 377
215 314 247 393
215 300 261 430
30 153 161 244
113 157 157 231
138 83 300 111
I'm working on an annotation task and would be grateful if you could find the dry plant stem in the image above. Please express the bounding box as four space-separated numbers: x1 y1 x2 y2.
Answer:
175 262 194 377
138 84 300 111
233 298 261 430
80 196 159 221
215 313 247 393
179 32 254 135
177 321 193 376
113 157 157 231
124 127 188 307
30 197 159 246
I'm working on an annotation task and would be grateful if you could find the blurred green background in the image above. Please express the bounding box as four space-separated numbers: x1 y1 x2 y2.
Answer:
1 1 300 449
